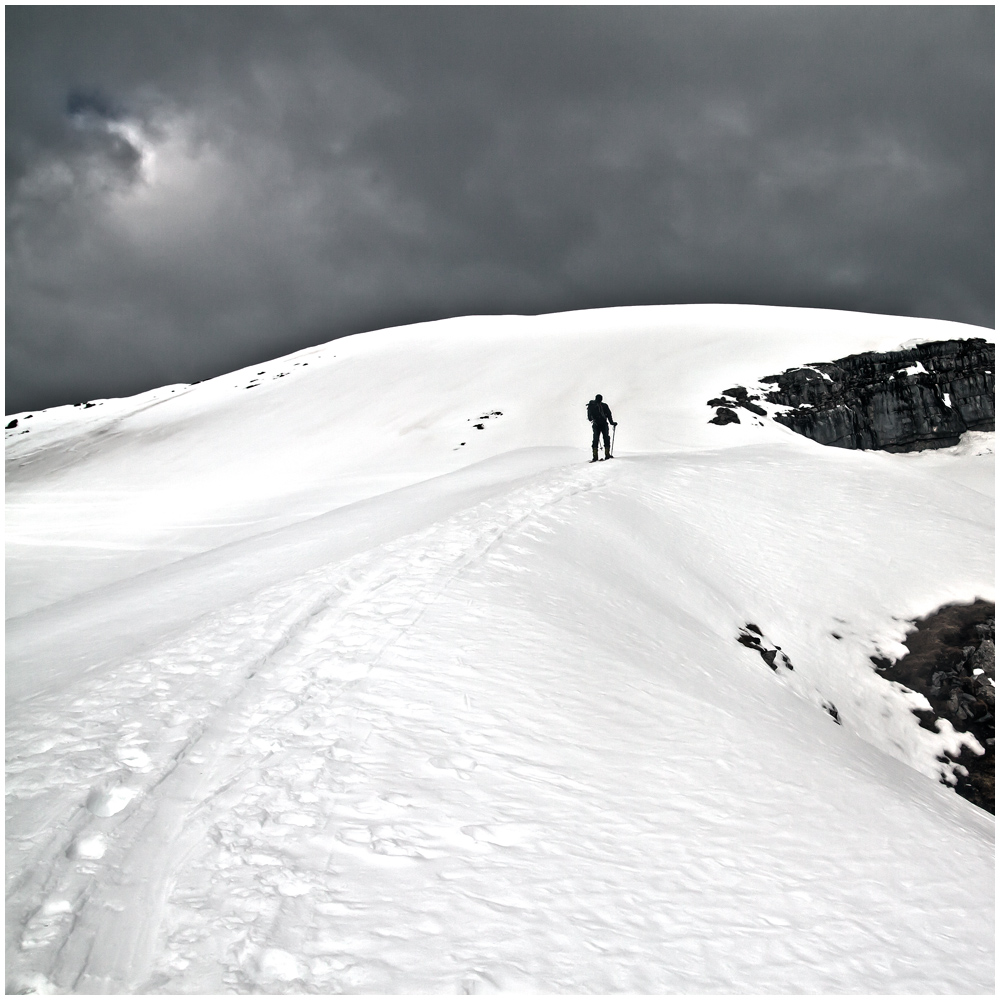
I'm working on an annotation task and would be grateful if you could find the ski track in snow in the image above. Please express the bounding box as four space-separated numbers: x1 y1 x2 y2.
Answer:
6 307 994 994
8 465 608 993
6 455 994 994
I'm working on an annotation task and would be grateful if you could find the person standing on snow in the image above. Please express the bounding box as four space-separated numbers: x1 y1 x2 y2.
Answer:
587 393 617 462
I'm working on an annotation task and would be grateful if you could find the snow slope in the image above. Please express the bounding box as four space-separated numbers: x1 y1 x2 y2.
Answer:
5 304 995 994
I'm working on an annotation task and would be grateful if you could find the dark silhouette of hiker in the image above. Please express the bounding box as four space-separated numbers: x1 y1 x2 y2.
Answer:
587 394 616 462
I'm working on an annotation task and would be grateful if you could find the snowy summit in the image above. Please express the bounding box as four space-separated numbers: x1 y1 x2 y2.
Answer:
5 304 995 994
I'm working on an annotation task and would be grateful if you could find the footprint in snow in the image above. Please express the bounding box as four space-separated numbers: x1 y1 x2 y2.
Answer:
460 823 536 848
274 878 311 898
6 973 59 995
85 784 137 817
337 826 372 847
429 753 477 777
66 832 106 860
20 898 76 950
279 811 317 828
461 966 540 993
370 836 425 858
461 970 503 994
252 947 304 984
116 745 151 770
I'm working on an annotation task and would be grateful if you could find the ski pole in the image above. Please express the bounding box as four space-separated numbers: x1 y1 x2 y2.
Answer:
611 422 616 457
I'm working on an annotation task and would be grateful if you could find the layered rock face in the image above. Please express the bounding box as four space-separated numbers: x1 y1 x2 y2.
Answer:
758 339 994 452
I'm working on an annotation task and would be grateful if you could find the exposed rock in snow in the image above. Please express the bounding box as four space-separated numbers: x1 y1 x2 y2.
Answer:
5 304 994 994
874 601 995 813
758 339 994 451
737 623 794 673
707 387 768 426
708 404 740 425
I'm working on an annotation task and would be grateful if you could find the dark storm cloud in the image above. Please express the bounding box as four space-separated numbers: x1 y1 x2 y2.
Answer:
6 7 994 413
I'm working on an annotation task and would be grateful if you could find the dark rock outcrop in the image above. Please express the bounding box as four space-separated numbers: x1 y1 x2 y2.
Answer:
737 623 794 673
707 386 769 425
873 600 995 813
760 339 994 452
709 406 740 425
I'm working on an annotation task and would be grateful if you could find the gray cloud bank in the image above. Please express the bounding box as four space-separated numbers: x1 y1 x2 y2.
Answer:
6 7 994 413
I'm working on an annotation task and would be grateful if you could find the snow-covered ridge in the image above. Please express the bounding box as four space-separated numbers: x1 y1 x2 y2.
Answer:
5 304 995 993
6 304 992 613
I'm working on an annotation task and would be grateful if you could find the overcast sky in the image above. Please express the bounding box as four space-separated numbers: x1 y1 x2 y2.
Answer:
6 7 994 413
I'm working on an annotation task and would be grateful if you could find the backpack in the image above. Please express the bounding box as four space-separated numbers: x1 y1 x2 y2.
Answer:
586 399 599 421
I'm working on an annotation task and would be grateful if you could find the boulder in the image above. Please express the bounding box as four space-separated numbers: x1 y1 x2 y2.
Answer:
709 406 740 425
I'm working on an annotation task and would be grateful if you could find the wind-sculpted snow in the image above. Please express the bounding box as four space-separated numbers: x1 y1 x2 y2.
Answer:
5 305 995 993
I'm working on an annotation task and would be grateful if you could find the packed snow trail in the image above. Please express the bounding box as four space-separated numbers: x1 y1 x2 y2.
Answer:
7 458 603 992
6 448 578 702
6 446 994 994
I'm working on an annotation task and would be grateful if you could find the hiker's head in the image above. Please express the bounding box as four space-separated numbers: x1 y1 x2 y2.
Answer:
595 394 602 402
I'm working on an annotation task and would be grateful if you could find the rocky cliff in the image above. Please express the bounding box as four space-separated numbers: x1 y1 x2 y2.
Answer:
709 338 994 452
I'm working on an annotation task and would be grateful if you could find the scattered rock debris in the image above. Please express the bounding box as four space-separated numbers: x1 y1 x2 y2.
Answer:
873 600 994 813
6 418 17 429
708 386 767 425
737 623 794 673
461 410 504 441
469 410 503 430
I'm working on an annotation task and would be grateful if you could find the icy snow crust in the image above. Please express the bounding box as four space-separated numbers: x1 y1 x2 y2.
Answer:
5 304 995 993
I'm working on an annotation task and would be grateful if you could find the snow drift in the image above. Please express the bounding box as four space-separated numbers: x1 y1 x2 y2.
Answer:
5 304 995 994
